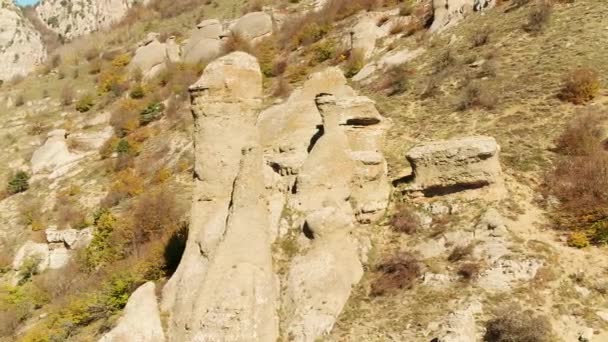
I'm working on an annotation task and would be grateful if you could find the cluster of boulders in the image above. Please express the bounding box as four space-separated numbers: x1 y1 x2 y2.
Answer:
128 11 274 80
11 226 93 280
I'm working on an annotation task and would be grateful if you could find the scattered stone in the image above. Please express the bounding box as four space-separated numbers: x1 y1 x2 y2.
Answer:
434 301 482 342
430 0 494 33
478 258 542 291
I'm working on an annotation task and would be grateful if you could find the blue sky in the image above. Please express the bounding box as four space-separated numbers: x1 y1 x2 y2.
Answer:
15 0 39 6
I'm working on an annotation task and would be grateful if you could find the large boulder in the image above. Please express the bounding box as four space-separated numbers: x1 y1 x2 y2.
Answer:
129 36 182 80
30 129 84 178
405 136 502 196
0 0 46 81
182 20 226 64
99 282 165 342
230 11 273 41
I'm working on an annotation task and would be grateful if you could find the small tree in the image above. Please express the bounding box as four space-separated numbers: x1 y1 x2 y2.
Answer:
7 171 30 194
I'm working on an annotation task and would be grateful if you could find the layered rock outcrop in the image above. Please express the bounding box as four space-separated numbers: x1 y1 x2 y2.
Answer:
405 136 502 196
0 0 46 81
35 0 146 39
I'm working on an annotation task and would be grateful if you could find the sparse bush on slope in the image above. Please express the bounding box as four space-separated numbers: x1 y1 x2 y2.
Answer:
370 252 421 296
484 306 553 342
558 68 600 105
7 171 30 195
546 109 608 246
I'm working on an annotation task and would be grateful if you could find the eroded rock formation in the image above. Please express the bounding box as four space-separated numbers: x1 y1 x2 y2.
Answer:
162 57 391 341
161 51 267 341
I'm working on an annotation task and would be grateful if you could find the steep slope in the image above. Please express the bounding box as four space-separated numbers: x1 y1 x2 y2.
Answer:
0 0 45 81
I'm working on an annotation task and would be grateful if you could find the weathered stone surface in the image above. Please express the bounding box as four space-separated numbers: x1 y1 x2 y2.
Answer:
99 282 165 342
478 258 542 291
405 136 502 195
45 226 94 249
182 19 226 64
0 0 46 81
129 36 181 80
280 93 388 341
48 244 70 269
31 129 84 178
353 47 425 82
257 68 355 176
12 241 49 272
162 52 265 341
69 127 115 151
185 147 278 341
430 0 495 32
434 301 482 342
285 237 363 341
318 95 391 223
230 11 273 41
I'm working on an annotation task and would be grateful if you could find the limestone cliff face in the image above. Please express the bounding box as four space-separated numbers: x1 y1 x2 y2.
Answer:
35 0 146 39
0 0 45 81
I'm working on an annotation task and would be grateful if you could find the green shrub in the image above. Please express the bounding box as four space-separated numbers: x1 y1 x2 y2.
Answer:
311 39 337 64
18 256 42 285
7 171 30 194
129 84 146 99
115 139 132 155
140 102 165 125
75 94 95 112
79 211 119 271
591 220 608 245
